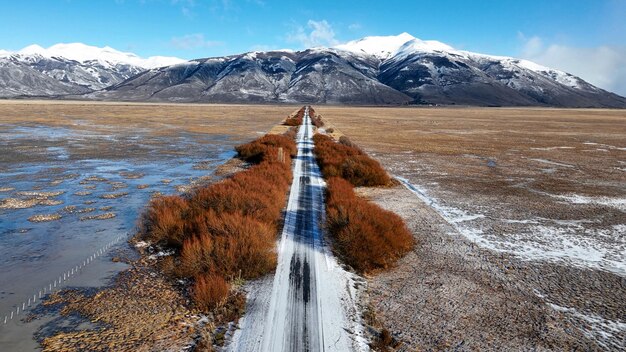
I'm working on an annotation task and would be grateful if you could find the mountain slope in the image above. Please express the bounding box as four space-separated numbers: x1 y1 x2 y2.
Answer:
0 43 185 97
93 50 411 104
1 37 625 107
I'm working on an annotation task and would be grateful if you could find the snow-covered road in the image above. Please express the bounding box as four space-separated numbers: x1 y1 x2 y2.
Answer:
230 108 362 351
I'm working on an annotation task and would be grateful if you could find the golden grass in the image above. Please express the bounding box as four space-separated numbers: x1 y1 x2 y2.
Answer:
315 106 626 198
0 100 299 138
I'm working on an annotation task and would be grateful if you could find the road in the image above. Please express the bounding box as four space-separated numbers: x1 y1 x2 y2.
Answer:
231 107 358 351
261 107 353 351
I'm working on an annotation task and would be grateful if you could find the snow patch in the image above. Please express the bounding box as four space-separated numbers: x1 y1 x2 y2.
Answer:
529 158 575 168
552 194 626 211
397 176 626 277
334 32 416 59
548 302 626 349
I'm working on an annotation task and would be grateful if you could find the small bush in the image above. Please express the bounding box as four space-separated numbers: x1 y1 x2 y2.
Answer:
179 212 277 279
283 126 299 140
326 128 334 133
325 177 414 273
236 134 297 163
283 106 306 126
313 134 391 187
192 273 230 311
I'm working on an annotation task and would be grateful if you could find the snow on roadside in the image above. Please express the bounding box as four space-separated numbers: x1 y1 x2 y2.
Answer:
396 176 626 277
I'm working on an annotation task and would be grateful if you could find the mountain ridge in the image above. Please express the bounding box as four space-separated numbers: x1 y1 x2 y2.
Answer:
1 35 625 107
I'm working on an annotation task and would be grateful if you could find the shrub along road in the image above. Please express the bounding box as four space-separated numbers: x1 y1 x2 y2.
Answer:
260 107 352 351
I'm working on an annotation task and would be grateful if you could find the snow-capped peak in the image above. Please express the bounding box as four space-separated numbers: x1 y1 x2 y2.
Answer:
334 32 416 59
9 42 185 69
394 38 456 57
17 44 47 56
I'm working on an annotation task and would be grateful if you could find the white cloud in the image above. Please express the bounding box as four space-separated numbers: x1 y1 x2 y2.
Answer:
519 34 626 96
170 34 222 50
287 20 339 48
348 23 362 31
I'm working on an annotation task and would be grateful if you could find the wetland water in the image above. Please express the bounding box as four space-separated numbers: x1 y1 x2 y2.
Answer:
0 122 240 349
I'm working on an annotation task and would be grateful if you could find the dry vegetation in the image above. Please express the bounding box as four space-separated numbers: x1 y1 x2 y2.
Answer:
283 106 305 126
315 106 626 350
308 106 325 128
313 134 391 187
325 177 414 273
139 128 297 311
312 130 413 274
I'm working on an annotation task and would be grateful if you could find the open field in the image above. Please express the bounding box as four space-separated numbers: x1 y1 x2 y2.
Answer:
2 102 624 350
318 106 626 349
0 101 295 349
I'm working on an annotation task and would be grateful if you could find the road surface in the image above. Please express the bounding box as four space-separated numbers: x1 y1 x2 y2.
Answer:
231 107 359 351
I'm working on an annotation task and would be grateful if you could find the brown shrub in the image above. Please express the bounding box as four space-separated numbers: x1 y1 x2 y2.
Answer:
190 161 291 227
180 212 277 279
283 116 302 126
140 128 293 285
283 126 299 140
283 106 306 126
192 273 230 311
236 134 297 163
325 177 414 273
313 134 391 187
371 328 397 351
141 195 190 248
309 106 324 128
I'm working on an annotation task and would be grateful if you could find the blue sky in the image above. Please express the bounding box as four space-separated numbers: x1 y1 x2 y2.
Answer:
1 0 625 94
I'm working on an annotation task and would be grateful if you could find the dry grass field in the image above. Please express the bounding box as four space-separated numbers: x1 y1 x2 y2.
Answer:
318 106 626 350
0 101 295 351
2 102 624 350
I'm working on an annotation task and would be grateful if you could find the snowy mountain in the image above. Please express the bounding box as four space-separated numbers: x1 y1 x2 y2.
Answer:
334 32 418 60
9 43 185 69
0 43 185 97
1 36 624 107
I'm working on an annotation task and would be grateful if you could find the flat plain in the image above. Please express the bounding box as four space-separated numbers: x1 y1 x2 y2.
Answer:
1 102 625 350
318 106 626 350
0 101 295 350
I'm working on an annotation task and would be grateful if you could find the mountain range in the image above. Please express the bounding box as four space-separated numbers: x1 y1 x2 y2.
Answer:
1 34 625 107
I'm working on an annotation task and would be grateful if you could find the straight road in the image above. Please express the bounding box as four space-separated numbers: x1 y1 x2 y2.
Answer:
259 107 352 351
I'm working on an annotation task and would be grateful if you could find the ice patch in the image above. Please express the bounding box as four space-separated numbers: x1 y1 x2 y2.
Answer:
530 146 575 151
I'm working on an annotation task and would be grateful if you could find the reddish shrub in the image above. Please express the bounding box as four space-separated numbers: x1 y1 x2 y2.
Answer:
192 273 230 311
140 127 293 284
180 212 277 279
236 134 297 163
313 134 390 187
325 177 414 273
283 116 302 126
283 106 306 126
141 195 190 248
283 126 299 140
